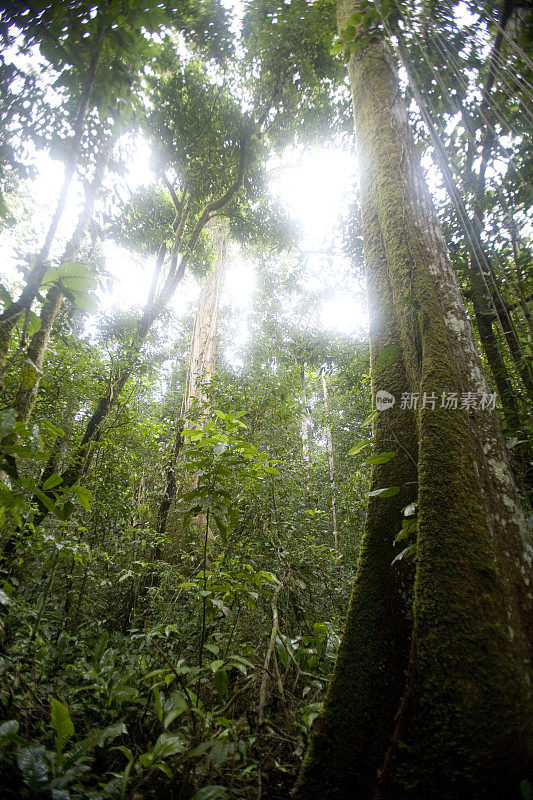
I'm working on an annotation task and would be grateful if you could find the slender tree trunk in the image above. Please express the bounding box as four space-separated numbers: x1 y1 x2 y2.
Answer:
0 41 102 367
295 14 532 800
321 371 338 553
300 364 311 502
184 220 228 410
392 35 529 445
156 219 229 537
10 127 116 427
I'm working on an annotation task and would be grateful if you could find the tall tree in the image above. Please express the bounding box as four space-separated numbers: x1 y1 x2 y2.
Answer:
157 218 229 537
294 2 532 798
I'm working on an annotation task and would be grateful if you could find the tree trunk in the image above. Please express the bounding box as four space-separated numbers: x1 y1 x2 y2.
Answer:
184 219 228 411
0 41 102 367
294 15 532 800
321 370 338 553
300 364 311 502
156 219 229 537
10 126 116 427
391 34 529 448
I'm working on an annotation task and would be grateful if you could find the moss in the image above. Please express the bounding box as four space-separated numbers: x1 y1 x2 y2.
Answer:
293 81 419 798
295 6 532 797
0 316 18 375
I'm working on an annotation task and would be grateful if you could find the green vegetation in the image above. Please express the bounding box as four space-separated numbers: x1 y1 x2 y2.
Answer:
0 1 531 798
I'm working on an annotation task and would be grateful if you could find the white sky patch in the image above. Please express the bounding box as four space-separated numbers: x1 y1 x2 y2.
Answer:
321 291 367 336
269 148 358 251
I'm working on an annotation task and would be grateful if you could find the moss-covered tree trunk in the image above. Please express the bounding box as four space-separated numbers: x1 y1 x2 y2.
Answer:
294 10 532 800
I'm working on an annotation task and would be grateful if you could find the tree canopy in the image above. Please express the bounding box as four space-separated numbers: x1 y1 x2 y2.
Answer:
0 0 531 798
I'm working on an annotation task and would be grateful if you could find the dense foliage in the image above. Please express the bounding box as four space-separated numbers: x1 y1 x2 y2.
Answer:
0 0 531 798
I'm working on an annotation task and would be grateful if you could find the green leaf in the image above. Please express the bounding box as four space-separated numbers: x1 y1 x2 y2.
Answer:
362 409 378 427
70 484 92 511
368 486 400 498
391 542 417 565
42 474 63 492
341 24 356 40
276 640 289 669
50 698 74 742
34 488 59 516
395 517 418 543
348 440 371 455
330 39 344 55
163 691 188 728
374 345 399 372
26 311 42 336
152 732 186 760
0 719 19 747
40 419 65 438
72 291 98 314
313 622 328 643
153 687 163 722
0 719 18 737
0 588 12 606
213 669 228 698
365 451 396 466
43 261 95 294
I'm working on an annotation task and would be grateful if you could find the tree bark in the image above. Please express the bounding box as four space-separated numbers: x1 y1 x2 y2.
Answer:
321 370 338 554
294 11 532 799
156 219 229 537
300 364 311 503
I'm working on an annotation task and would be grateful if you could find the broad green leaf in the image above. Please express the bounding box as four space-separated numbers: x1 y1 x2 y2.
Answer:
365 451 396 466
313 622 328 643
40 419 65 438
26 311 42 336
70 484 92 511
42 474 63 492
348 440 371 455
34 488 59 516
152 732 186 760
374 345 399 372
0 408 17 438
391 543 417 565
50 698 74 742
72 291 98 314
43 261 95 294
368 486 400 498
